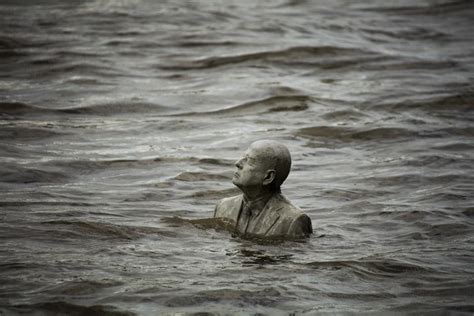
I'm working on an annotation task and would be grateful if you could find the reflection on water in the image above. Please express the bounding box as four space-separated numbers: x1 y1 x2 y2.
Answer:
1 0 474 314
229 248 294 266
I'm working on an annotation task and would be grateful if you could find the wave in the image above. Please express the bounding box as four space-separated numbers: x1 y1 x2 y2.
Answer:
0 201 104 208
0 261 49 272
361 26 448 41
320 110 369 121
317 187 386 201
425 223 472 238
305 258 432 275
161 216 236 232
52 158 163 173
326 291 396 300
47 279 124 296
24 51 109 72
55 49 108 59
404 155 468 168
0 126 67 141
63 76 112 85
0 35 49 58
443 126 474 137
413 192 470 204
41 220 178 240
0 36 27 50
159 45 378 70
298 125 474 144
32 61 123 78
433 142 474 151
173 171 231 182
171 95 310 117
175 40 240 48
164 287 281 307
380 92 474 112
59 101 170 115
391 302 474 314
198 157 234 166
360 59 457 71
462 207 474 218
40 156 233 176
19 49 106 68
8 301 133 316
0 101 170 116
296 126 416 142
356 209 429 224
364 174 472 187
361 0 473 16
0 164 69 184
0 102 59 115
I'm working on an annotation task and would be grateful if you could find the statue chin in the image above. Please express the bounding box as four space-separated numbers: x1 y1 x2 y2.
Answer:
231 177 241 187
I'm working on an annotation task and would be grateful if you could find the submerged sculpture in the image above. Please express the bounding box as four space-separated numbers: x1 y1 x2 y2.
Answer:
214 140 312 239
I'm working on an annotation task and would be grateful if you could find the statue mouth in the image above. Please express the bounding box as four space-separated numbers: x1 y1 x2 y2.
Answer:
233 172 239 178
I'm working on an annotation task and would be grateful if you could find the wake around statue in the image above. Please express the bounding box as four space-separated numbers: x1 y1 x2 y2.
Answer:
214 140 312 239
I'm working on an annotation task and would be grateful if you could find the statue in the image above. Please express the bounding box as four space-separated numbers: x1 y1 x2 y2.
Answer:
214 140 312 239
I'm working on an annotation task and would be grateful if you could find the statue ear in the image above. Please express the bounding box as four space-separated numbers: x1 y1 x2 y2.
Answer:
263 169 276 186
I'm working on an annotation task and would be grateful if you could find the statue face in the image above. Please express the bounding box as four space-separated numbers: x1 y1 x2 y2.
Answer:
232 146 269 189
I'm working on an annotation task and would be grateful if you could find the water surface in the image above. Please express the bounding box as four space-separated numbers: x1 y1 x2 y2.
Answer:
1 0 473 314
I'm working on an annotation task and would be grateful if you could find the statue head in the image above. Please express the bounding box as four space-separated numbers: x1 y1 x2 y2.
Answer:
232 140 292 195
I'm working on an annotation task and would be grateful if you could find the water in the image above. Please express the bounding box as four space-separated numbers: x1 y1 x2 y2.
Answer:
1 0 473 314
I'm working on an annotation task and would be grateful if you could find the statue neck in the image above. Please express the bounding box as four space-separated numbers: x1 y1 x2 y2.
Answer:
241 186 274 203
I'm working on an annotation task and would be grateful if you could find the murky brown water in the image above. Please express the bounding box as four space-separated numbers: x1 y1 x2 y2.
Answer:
1 0 473 314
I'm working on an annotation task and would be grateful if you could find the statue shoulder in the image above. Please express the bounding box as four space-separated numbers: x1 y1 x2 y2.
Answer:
288 212 313 237
272 194 313 237
216 194 241 208
214 194 242 218
272 193 302 216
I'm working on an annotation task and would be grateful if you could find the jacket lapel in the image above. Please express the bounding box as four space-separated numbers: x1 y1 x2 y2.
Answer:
230 195 243 225
247 194 282 236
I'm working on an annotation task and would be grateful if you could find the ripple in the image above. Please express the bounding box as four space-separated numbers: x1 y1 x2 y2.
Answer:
0 163 69 184
159 45 379 70
0 102 58 116
320 110 369 121
59 101 170 116
164 287 282 307
361 0 474 16
425 223 472 238
364 174 472 187
0 101 171 117
296 126 415 143
51 158 163 173
171 95 310 117
161 216 235 232
306 258 432 276
173 171 231 182
382 92 474 112
8 301 134 316
24 61 123 79
41 220 178 240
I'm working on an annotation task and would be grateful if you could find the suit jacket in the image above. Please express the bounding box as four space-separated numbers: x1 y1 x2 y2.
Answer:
214 193 312 239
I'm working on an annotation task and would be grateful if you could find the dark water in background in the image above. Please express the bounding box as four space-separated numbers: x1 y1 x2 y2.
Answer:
1 0 473 314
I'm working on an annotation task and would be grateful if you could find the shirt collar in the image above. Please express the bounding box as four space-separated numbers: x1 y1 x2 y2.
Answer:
242 192 273 217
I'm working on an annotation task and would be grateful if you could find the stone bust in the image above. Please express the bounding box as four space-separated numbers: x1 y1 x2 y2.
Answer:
214 140 312 239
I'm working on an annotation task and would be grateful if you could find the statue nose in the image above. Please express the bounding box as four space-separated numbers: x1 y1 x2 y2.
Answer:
235 158 243 168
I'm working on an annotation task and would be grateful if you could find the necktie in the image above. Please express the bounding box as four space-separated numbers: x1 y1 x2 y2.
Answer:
238 202 253 234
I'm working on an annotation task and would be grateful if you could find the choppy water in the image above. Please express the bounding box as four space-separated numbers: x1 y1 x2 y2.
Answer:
1 0 473 314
